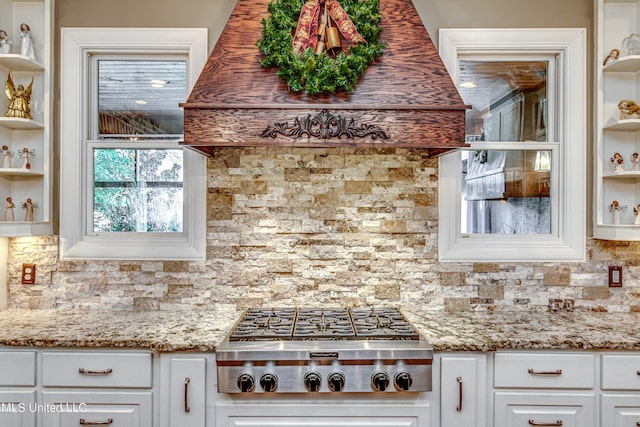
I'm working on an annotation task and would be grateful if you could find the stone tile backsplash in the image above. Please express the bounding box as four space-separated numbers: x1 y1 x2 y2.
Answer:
6 147 640 312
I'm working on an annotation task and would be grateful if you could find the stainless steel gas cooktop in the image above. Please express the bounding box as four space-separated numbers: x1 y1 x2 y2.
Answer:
216 307 433 393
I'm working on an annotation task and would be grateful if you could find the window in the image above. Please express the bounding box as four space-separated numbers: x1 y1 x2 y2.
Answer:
60 28 207 259
438 29 586 262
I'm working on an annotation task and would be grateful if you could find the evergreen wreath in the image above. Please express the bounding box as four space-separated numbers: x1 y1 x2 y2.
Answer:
257 0 385 95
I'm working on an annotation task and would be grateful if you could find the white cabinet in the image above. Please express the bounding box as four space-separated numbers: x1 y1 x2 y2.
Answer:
41 350 153 427
41 392 153 427
600 354 640 427
494 392 595 427
215 402 431 427
0 391 36 427
594 0 640 239
159 355 207 427
440 354 486 427
0 351 35 426
494 353 595 389
602 395 640 427
493 352 596 427
0 0 53 236
41 352 152 388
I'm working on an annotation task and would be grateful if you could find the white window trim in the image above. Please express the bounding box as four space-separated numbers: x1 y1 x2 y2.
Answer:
438 28 586 262
60 28 207 260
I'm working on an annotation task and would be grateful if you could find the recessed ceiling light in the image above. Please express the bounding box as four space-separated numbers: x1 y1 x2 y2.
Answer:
151 83 164 88
460 82 477 89
151 79 167 85
135 100 147 105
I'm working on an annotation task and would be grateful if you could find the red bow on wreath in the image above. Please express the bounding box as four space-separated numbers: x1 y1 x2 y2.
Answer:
292 0 366 54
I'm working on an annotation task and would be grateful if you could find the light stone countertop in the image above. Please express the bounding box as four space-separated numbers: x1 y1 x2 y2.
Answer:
0 308 638 352
0 309 241 352
403 309 640 352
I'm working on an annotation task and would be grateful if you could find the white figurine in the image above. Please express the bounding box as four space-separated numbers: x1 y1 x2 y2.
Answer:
634 204 640 225
4 197 14 221
0 30 11 54
603 48 620 66
610 200 628 225
611 152 625 173
19 147 35 169
2 145 11 168
19 23 35 61
21 198 36 221
632 153 640 171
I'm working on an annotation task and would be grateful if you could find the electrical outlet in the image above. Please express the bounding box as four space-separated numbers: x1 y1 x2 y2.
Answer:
608 266 622 287
21 263 35 285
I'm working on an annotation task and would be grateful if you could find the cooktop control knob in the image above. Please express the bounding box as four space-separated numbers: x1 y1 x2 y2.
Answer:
327 372 345 392
259 373 278 392
371 372 390 392
394 371 413 391
237 374 255 392
304 372 322 392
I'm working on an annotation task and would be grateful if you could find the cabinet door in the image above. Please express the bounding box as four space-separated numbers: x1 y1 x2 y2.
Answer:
222 417 419 427
0 352 35 386
46 404 143 427
494 392 595 427
0 390 35 427
440 355 486 427
160 356 206 427
601 354 640 390
42 391 152 427
602 394 640 427
216 403 430 427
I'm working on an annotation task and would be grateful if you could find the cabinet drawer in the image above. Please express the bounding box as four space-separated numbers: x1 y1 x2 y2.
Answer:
42 352 152 388
601 354 640 390
494 353 594 389
495 391 595 427
43 391 152 427
0 352 35 386
601 394 640 426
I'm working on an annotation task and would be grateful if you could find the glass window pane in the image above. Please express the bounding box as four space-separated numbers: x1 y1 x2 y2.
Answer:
93 148 183 232
459 60 548 142
97 59 187 140
461 149 551 234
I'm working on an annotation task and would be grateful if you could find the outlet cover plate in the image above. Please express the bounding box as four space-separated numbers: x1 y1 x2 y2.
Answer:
609 266 622 287
21 263 35 285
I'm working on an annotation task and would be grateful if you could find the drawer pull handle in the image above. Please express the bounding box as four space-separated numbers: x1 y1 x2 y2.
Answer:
184 377 191 413
527 369 562 376
78 368 113 376
79 418 113 425
528 420 562 426
456 376 463 412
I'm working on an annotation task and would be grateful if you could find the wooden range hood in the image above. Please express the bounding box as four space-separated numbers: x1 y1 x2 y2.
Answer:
181 0 468 156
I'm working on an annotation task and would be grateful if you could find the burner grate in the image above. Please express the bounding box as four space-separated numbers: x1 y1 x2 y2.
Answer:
350 308 419 340
228 307 419 341
293 307 356 340
228 307 296 341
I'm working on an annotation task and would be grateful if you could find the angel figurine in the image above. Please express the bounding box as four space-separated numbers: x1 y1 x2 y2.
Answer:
5 73 33 119
603 48 620 66
4 197 14 221
2 145 12 168
19 23 35 61
634 204 640 225
610 200 628 225
19 147 35 169
0 30 11 54
632 152 640 171
21 198 37 221
611 152 625 173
